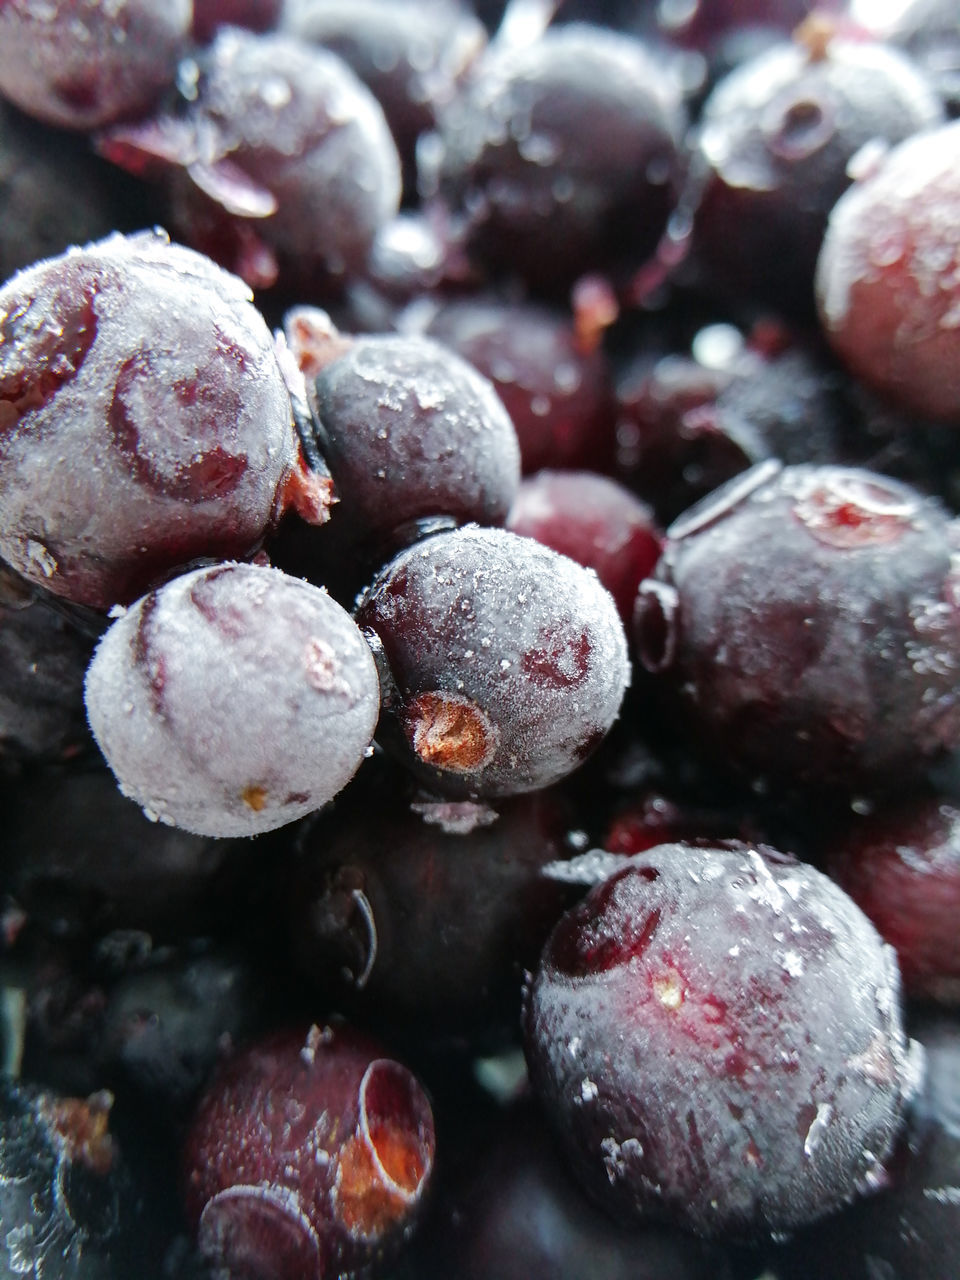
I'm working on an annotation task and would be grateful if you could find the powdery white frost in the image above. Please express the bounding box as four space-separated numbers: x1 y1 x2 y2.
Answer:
85 562 380 837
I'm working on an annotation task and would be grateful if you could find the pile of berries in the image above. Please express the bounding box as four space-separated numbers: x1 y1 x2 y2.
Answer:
1 1 960 1278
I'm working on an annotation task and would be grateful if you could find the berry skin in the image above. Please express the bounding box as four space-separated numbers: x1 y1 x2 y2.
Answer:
84 563 381 838
182 1023 436 1280
0 0 191 131
692 31 943 314
816 119 960 423
506 469 662 626
306 330 521 561
635 462 960 791
355 526 630 798
824 794 960 1003
524 843 922 1241
435 24 685 294
0 230 325 611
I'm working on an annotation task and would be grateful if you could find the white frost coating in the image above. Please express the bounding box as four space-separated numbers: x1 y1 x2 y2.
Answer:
84 563 380 837
0 230 299 609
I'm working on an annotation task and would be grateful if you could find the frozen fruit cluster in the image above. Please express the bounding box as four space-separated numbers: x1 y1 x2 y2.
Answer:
2 2 960 1279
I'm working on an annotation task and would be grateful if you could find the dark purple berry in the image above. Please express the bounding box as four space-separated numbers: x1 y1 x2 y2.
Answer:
817 119 960 423
281 0 486 196
524 843 922 1240
302 324 521 561
506 469 662 626
435 24 686 294
423 294 618 475
824 794 960 1003
691 27 943 313
355 525 630 797
287 759 572 1041
0 230 327 610
0 0 191 130
100 29 402 293
635 463 960 790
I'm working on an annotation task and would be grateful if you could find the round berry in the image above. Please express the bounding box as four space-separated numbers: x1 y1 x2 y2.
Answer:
0 230 320 610
356 526 630 797
84 562 380 838
524 843 922 1240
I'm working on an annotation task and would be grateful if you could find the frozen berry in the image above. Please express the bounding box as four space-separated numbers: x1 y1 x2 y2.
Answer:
84 562 380 838
182 1023 435 1280
435 23 685 294
0 0 191 130
816 119 960 423
0 230 326 610
355 526 630 798
635 463 960 790
524 843 922 1240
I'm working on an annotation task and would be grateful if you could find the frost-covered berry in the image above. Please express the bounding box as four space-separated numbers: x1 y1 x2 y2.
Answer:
0 230 325 610
524 843 923 1241
0 0 192 130
84 563 380 838
355 526 630 797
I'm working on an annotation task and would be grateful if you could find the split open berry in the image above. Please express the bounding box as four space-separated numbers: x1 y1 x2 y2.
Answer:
182 1023 436 1280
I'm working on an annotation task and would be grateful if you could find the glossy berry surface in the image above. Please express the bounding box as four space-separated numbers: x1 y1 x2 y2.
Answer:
635 463 960 790
182 1023 436 1280
0 230 317 610
824 794 960 1003
435 23 685 294
0 0 191 130
817 119 960 423
506 469 662 626
355 526 630 798
524 843 922 1240
85 562 380 837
